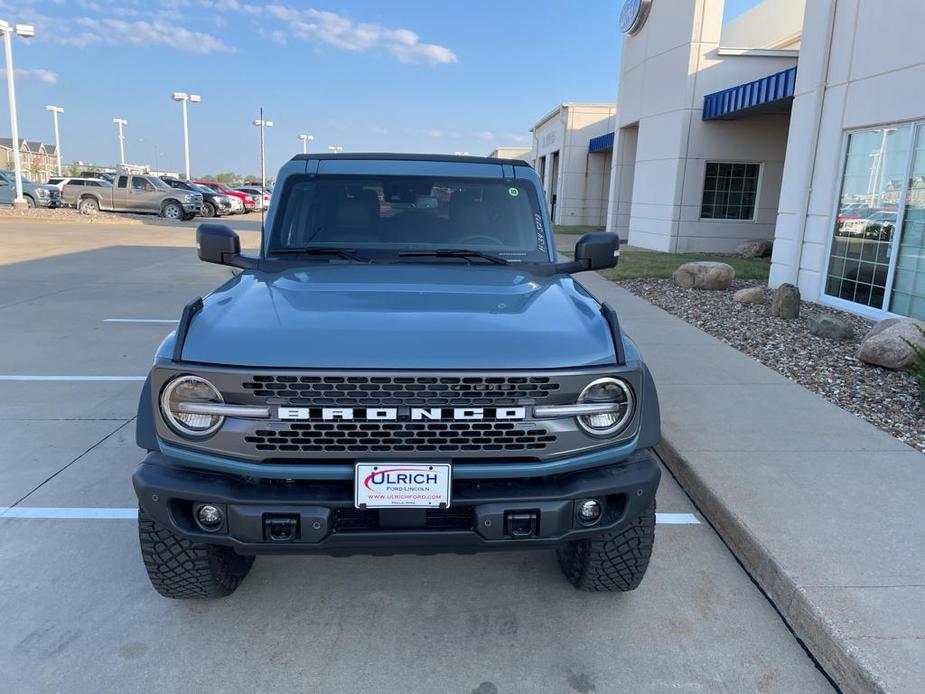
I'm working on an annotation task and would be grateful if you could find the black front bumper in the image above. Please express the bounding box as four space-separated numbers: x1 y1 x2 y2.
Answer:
132 449 660 555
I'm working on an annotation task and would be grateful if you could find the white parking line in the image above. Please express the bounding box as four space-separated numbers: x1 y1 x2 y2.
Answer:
0 376 145 382
103 319 177 324
0 508 700 523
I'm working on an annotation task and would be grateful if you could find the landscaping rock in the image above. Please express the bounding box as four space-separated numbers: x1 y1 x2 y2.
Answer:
672 261 735 290
770 283 800 318
858 317 925 369
807 313 855 340
733 286 766 304
737 239 773 258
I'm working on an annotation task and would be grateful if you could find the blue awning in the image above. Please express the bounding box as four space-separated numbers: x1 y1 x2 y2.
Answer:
589 131 614 153
703 66 797 120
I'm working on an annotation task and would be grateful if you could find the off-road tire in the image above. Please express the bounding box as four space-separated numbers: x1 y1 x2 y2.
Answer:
138 507 255 599
557 501 656 592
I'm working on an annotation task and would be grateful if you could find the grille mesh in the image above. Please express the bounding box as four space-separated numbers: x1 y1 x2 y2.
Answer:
244 421 556 454
242 375 560 406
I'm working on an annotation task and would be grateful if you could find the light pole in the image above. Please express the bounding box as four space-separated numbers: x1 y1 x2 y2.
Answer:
327 145 343 154
171 92 200 180
45 105 63 175
298 133 313 154
112 118 128 166
253 111 273 190
1 20 35 208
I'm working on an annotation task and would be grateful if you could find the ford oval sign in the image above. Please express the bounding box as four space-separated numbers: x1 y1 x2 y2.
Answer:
619 0 651 35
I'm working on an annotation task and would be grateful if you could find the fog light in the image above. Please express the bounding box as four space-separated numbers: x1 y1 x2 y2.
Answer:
196 504 224 531
577 499 603 525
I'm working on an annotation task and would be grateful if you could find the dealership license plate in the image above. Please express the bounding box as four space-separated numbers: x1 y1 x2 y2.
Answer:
354 463 451 509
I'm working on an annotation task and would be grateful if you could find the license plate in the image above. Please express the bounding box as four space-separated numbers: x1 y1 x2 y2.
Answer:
354 463 451 509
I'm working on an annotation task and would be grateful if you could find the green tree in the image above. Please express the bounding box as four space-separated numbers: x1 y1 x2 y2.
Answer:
215 172 243 186
66 161 81 177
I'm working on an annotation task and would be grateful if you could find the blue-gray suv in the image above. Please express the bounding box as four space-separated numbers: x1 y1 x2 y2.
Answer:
133 154 661 598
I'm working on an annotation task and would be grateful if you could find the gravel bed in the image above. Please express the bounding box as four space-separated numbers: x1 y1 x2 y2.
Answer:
620 278 924 454
0 206 145 224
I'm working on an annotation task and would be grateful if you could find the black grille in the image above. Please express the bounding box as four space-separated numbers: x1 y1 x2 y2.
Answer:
244 421 556 453
334 507 474 532
242 375 560 406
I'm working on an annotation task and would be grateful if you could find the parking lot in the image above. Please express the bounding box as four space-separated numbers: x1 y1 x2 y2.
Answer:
0 219 834 693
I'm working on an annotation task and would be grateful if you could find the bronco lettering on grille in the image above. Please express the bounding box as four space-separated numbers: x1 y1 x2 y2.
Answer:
277 406 527 421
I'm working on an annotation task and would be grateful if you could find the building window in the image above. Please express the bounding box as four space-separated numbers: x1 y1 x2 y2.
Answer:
700 162 760 220
824 123 925 320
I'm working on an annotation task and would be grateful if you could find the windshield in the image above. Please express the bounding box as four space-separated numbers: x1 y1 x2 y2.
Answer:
148 176 172 190
194 184 214 194
269 175 549 263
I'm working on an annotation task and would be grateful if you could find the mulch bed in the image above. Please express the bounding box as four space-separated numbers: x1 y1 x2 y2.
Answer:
620 278 925 454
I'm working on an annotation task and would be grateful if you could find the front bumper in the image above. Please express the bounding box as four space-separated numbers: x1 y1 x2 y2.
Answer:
182 203 201 213
133 448 660 555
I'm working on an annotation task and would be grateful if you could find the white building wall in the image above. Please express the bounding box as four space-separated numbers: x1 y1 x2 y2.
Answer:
769 0 925 310
609 0 798 253
531 104 616 226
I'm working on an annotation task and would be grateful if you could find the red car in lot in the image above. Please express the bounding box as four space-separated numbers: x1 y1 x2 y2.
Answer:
195 181 255 213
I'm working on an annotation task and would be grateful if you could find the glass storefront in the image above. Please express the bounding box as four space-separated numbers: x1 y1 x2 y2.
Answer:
825 123 925 319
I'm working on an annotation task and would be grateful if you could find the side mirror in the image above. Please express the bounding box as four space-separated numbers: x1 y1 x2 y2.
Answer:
197 223 255 269
557 232 620 273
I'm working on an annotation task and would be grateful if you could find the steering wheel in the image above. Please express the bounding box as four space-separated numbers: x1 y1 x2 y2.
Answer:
457 234 502 246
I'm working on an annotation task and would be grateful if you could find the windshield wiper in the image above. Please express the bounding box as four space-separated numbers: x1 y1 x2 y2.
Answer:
270 247 367 262
398 249 509 265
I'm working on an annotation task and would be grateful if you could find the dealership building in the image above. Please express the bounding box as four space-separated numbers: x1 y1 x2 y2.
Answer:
527 0 925 321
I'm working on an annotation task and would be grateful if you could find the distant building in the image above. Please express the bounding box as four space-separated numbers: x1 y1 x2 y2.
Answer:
487 146 530 160
530 103 617 227
0 138 58 181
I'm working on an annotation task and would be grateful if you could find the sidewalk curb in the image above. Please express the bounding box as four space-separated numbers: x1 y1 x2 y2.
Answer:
655 437 885 694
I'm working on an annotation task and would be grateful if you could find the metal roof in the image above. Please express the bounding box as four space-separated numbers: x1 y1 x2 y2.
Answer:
702 66 797 120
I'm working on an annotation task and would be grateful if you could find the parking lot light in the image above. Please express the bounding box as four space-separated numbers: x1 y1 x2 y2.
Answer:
298 133 313 154
172 91 200 180
112 118 128 166
1 19 35 208
45 106 64 175
253 114 273 191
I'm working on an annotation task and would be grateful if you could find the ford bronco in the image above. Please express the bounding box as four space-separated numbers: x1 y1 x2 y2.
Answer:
133 153 661 599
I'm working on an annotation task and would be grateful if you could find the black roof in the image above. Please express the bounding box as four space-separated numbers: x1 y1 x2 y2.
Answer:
291 152 530 166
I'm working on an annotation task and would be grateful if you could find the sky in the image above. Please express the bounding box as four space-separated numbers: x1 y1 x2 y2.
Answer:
0 0 761 177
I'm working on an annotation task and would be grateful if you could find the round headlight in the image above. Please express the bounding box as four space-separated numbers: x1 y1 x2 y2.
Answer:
160 375 224 438
576 377 634 437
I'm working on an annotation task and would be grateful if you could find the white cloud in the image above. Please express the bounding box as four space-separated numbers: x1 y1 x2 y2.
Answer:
217 2 456 65
54 18 233 54
0 68 58 84
476 131 496 141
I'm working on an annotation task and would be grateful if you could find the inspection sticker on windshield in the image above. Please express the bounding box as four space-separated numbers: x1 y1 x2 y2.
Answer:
355 463 451 509
508 187 519 197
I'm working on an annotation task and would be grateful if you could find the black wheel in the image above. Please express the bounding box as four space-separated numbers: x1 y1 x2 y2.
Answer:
78 196 99 214
201 201 215 218
161 201 183 220
138 507 255 599
24 195 36 209
557 501 656 592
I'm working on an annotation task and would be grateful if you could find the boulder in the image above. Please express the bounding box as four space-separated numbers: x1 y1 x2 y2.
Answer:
806 313 855 340
737 239 774 258
733 286 766 304
770 283 801 319
857 317 925 369
672 261 735 290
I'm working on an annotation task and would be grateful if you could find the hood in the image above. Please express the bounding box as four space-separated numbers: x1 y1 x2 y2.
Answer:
179 264 616 369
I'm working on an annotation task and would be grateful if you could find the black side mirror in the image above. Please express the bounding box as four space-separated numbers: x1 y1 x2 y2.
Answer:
557 232 620 273
197 223 257 269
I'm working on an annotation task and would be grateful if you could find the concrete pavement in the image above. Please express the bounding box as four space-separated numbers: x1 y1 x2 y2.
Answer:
0 221 833 693
578 270 925 694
